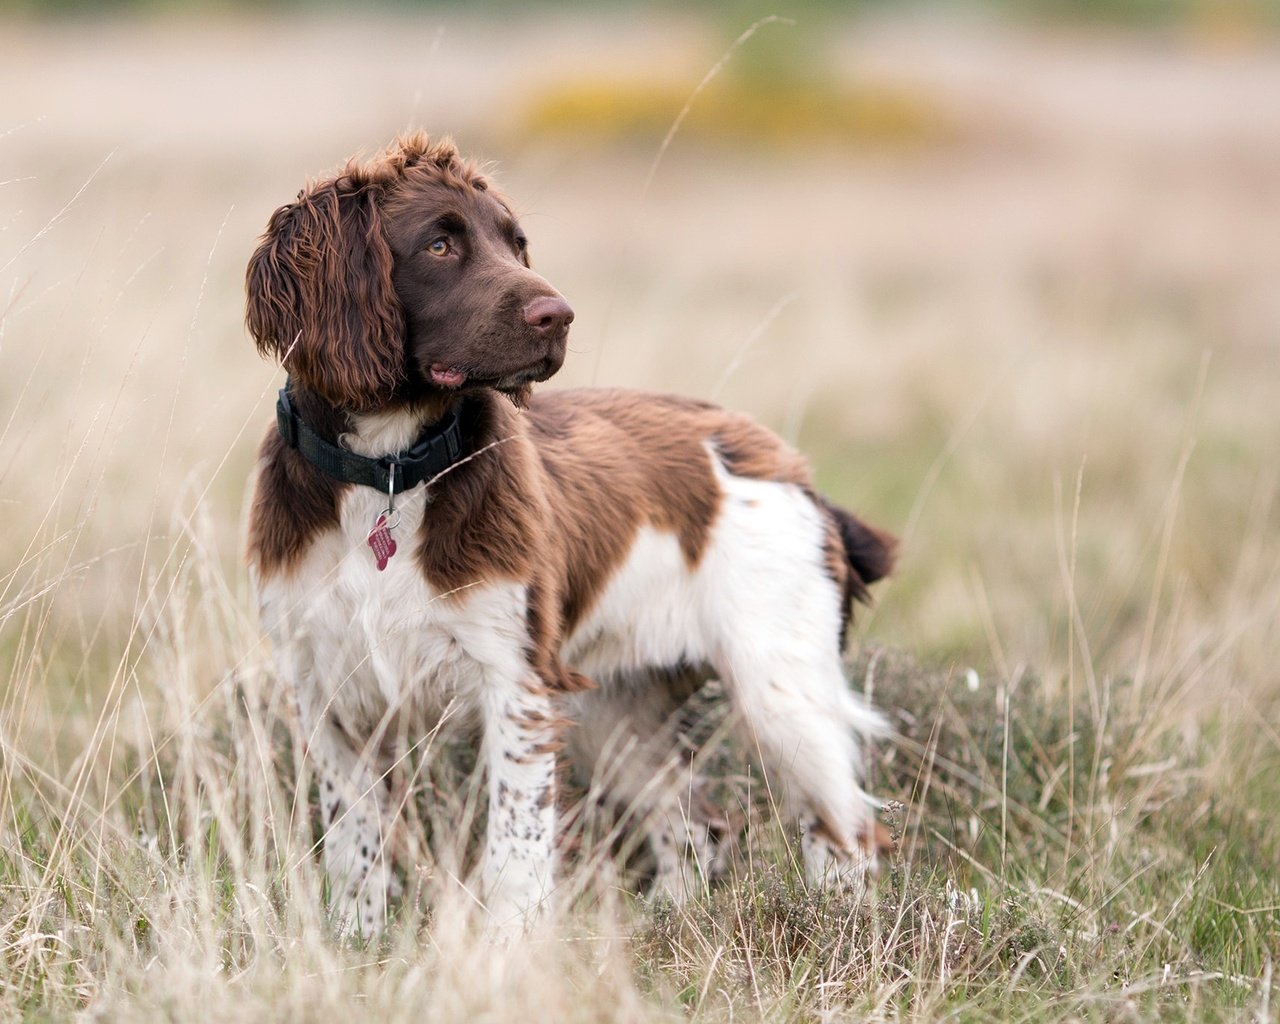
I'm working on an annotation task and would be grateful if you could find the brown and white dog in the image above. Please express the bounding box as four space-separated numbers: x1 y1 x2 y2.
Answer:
245 133 895 936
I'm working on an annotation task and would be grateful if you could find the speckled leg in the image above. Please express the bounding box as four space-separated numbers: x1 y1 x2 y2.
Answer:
307 717 397 940
643 804 719 902
480 677 559 929
566 677 722 902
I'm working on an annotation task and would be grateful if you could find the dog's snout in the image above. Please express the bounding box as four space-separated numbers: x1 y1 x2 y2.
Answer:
523 295 574 336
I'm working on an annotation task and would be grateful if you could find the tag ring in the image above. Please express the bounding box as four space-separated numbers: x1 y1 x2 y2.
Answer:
379 467 402 530
379 506 402 531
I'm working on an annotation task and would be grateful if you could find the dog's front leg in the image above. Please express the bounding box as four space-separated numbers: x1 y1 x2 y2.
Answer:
480 677 559 929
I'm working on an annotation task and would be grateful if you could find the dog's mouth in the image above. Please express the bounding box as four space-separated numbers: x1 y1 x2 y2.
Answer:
429 364 467 388
429 358 560 393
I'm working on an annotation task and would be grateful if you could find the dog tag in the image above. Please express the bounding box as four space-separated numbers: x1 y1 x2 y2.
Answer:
367 513 398 571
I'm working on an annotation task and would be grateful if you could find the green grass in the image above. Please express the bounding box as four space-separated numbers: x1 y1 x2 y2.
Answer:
5 628 1275 1020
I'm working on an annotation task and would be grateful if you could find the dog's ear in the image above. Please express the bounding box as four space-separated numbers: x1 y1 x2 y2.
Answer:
246 177 404 409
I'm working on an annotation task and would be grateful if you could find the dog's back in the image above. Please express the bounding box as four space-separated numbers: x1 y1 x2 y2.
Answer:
525 387 895 650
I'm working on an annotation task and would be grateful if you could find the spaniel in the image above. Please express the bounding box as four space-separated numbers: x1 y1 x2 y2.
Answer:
245 133 895 936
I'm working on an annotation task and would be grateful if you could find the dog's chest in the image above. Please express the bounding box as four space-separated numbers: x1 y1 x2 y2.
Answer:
257 484 528 734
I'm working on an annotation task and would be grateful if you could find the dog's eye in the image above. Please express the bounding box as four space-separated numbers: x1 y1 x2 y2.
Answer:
426 239 451 257
514 235 528 252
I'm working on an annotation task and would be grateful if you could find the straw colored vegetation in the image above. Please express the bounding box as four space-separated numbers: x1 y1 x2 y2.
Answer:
2 10 1278 1021
523 72 950 150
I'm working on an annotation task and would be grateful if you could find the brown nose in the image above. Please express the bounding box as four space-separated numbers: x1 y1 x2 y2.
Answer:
523 295 574 336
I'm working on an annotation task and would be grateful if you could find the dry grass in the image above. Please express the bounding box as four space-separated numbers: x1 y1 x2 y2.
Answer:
2 9 1279 1021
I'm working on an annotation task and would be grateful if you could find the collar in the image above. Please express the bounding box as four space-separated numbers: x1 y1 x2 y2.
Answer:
275 383 464 495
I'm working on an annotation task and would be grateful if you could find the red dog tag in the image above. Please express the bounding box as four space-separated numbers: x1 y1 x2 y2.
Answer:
367 513 398 571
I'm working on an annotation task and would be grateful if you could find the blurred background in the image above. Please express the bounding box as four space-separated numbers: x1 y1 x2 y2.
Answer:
3 0 1278 731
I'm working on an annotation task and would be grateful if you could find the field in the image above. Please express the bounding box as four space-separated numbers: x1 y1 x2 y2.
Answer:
2 7 1279 1020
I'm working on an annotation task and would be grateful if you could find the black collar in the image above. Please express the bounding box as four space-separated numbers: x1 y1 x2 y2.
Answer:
276 384 464 495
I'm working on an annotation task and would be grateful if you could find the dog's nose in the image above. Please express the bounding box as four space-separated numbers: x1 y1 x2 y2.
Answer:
523 295 574 336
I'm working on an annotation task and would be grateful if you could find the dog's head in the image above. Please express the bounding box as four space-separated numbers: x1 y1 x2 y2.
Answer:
246 133 572 410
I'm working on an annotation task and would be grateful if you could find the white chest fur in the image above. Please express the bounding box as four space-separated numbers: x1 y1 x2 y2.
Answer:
256 480 529 739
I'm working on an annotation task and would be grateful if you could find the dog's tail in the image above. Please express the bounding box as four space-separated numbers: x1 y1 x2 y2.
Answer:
820 498 897 605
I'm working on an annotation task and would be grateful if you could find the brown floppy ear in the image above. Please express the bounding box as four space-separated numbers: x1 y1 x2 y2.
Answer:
246 177 404 409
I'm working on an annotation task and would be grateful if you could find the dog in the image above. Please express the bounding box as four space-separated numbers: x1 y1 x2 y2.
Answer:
245 133 895 937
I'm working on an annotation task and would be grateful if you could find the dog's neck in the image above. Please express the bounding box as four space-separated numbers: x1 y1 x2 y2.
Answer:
277 382 472 498
344 394 459 459
287 385 459 460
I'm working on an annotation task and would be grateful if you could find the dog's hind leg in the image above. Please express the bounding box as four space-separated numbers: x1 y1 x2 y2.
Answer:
715 643 885 893
701 470 887 894
566 673 722 902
